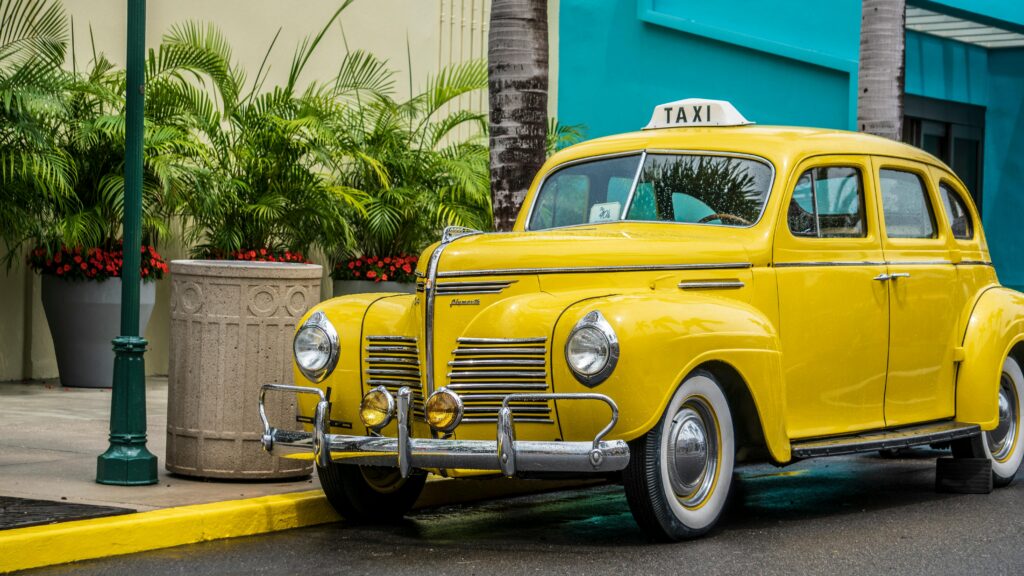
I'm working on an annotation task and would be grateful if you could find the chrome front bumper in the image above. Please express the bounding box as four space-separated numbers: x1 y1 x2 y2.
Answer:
258 384 630 477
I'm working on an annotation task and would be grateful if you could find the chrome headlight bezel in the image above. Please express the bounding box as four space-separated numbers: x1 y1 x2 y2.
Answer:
293 311 340 383
564 310 619 387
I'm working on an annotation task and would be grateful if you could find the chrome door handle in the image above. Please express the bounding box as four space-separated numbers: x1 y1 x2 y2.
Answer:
873 272 911 282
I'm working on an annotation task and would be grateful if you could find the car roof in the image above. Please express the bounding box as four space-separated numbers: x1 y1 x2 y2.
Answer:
548 124 950 171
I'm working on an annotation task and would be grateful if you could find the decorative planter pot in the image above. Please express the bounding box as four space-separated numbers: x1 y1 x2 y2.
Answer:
333 279 416 297
166 260 321 480
40 276 156 388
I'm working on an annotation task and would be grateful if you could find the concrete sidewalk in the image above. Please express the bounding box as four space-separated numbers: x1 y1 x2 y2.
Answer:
0 377 319 512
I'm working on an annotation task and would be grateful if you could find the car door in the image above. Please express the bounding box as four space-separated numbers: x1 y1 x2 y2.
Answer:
774 155 889 439
873 157 959 426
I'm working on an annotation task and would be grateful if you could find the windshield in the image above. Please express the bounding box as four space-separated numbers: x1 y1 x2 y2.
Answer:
528 152 774 230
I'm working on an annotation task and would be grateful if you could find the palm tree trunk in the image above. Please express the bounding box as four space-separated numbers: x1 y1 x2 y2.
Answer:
857 0 906 141
488 0 548 231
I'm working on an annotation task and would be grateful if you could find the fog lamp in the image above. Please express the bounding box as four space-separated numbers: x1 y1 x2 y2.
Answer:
424 388 464 433
360 386 395 430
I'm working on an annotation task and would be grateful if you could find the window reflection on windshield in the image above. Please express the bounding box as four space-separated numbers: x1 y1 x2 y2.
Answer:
627 155 772 226
528 153 772 231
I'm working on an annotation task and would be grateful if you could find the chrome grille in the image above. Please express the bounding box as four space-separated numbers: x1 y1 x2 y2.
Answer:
416 280 516 295
447 337 552 424
364 336 424 418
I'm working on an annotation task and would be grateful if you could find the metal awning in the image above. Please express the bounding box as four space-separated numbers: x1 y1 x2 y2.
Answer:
906 7 1024 49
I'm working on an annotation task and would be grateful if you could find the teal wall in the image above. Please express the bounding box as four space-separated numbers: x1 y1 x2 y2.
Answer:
558 0 1024 289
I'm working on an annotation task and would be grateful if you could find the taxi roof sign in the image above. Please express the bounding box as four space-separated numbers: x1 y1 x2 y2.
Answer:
643 98 753 130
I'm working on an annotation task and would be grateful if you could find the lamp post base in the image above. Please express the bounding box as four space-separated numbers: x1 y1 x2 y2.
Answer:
96 336 158 485
96 444 158 486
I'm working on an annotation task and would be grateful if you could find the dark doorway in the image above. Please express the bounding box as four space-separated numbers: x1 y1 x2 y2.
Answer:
902 95 985 211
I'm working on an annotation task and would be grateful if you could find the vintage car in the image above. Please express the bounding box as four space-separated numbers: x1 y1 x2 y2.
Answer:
258 98 1024 541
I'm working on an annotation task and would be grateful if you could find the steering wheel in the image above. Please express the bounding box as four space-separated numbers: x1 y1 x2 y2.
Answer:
696 213 752 226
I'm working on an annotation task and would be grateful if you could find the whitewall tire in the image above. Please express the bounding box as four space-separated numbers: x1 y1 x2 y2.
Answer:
623 370 735 541
953 355 1024 487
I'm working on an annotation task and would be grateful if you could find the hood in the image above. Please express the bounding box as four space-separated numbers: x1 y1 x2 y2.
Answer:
427 223 755 276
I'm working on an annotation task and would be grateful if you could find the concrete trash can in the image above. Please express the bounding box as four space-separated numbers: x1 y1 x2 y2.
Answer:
166 260 321 479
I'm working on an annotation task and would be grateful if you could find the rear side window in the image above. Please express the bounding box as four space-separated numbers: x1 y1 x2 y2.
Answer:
939 182 974 240
879 169 937 239
787 166 866 238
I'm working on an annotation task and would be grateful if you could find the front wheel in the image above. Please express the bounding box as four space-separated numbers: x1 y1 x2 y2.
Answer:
952 355 1024 487
623 370 735 541
317 463 426 522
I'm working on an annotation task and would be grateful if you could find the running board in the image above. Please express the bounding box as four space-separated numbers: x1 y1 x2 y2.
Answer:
791 421 981 459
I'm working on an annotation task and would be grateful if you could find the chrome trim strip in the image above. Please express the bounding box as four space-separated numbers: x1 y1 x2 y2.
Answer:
424 226 484 397
885 260 954 266
367 357 419 366
463 417 555 424
365 345 418 354
449 358 546 367
367 368 420 377
449 370 547 379
458 394 551 402
366 336 417 343
457 337 547 345
773 261 886 268
452 347 547 356
446 382 549 390
958 260 994 266
436 281 516 296
437 262 753 278
678 280 745 290
774 260 955 268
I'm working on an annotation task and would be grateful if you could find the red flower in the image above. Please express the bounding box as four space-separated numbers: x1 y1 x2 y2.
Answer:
366 270 377 279
353 271 361 278
381 274 388 281
80 262 87 270
402 264 412 273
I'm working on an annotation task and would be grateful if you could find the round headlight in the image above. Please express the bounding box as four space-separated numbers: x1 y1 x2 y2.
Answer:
565 310 619 387
293 311 339 382
294 326 331 371
360 386 395 430
424 388 464 433
567 326 611 376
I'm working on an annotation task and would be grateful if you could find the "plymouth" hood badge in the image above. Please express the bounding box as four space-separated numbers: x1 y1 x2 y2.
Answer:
450 298 481 307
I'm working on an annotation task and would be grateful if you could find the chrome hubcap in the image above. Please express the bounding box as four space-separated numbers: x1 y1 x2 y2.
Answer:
360 465 405 494
987 373 1019 462
667 400 718 507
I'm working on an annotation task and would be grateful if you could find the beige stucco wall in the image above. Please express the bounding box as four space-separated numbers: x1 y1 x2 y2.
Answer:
0 0 559 382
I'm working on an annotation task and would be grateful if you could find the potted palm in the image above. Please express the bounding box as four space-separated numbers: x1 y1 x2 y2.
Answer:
328 58 493 296
30 48 197 388
159 9 370 479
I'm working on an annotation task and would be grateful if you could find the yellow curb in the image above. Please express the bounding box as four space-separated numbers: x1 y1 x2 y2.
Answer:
0 490 339 574
0 477 602 573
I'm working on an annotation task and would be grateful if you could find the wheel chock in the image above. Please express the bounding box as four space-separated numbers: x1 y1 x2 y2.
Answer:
935 457 993 494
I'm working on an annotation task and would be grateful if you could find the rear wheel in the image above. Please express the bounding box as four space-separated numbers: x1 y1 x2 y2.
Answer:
623 370 735 541
952 356 1024 487
317 463 426 522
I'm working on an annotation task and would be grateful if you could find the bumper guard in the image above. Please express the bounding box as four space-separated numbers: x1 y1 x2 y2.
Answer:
258 384 630 477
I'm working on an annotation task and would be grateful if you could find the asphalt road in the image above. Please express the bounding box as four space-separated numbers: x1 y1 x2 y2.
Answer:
23 449 1024 576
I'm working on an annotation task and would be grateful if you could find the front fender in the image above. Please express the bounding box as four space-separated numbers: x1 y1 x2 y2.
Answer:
550 294 788 463
957 287 1024 429
294 293 412 434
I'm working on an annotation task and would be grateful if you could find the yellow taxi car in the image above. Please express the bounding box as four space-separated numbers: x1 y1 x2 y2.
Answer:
258 98 1024 541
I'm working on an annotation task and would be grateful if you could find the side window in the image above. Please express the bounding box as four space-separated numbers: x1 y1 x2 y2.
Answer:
879 169 937 239
939 182 974 240
787 166 866 238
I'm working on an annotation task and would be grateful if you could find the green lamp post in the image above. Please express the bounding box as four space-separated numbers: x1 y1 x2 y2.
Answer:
96 0 158 485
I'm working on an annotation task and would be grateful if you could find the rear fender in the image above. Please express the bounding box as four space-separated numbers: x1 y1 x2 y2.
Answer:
957 287 1024 429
